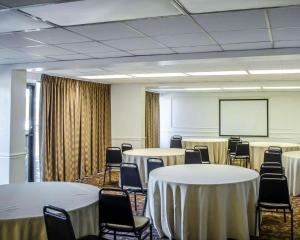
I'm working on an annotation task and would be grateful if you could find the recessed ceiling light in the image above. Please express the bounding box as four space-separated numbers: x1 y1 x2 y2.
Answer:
131 73 187 78
27 67 43 72
262 86 300 90
80 75 132 79
186 71 248 76
249 69 300 74
223 87 261 90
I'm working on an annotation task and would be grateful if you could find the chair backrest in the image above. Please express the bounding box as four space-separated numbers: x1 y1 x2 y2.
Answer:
147 158 164 179
268 146 283 154
228 139 240 154
264 150 282 165
170 135 182 148
121 143 133 153
120 163 144 190
106 147 122 165
185 149 202 164
260 163 283 175
258 174 291 206
99 188 135 231
235 141 250 156
194 145 210 163
43 205 76 240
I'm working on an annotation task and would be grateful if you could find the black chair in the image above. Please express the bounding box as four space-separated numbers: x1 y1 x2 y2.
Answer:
43 205 98 240
170 135 182 148
229 136 240 141
230 141 250 168
147 158 164 179
227 139 240 164
121 143 133 153
268 146 283 153
99 188 152 240
255 174 293 239
264 150 282 166
103 147 123 186
259 163 283 175
185 149 202 164
194 145 210 164
120 163 147 215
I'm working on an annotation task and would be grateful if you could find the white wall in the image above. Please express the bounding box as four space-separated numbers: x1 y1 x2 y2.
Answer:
160 91 300 147
111 84 146 148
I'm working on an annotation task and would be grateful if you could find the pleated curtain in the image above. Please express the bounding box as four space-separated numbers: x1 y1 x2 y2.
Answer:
145 91 160 148
40 74 111 181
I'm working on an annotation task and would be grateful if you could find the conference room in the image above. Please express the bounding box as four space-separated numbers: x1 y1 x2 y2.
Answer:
1 0 300 239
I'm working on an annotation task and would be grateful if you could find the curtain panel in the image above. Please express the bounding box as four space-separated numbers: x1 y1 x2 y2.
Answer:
40 74 111 181
145 91 160 148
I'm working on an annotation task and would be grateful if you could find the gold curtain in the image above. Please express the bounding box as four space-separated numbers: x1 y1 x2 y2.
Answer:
41 74 111 181
145 91 160 148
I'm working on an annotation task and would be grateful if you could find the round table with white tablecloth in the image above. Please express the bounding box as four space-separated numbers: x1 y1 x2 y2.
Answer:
0 182 99 240
282 151 300 196
250 142 300 170
148 164 259 240
123 148 185 185
182 138 228 164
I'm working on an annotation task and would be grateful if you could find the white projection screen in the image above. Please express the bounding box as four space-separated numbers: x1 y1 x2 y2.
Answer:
219 99 269 137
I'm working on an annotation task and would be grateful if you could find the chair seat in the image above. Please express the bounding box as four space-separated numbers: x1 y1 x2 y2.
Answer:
106 216 150 232
258 202 292 210
234 155 249 159
78 235 99 240
106 163 121 167
127 188 148 194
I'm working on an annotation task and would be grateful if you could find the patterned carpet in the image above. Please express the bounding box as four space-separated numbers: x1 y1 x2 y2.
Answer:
79 171 299 240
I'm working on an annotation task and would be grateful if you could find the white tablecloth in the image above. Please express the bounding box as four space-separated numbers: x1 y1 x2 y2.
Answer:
282 151 300 196
250 142 300 170
148 164 259 240
123 148 185 185
0 182 99 240
182 138 228 164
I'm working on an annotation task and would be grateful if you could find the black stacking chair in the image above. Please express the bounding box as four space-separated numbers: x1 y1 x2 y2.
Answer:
227 139 240 164
147 158 164 179
103 147 123 185
259 163 283 175
121 143 133 153
170 135 182 148
255 174 293 239
268 146 283 154
185 149 202 164
229 136 240 141
99 188 152 240
43 205 98 240
230 141 250 168
120 163 147 215
264 150 282 166
194 145 210 164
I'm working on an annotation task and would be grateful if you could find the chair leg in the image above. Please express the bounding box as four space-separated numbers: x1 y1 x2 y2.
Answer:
284 209 286 222
109 167 111 183
143 195 147 216
134 193 137 212
114 230 116 240
291 210 293 240
103 167 107 186
258 208 262 231
150 224 153 240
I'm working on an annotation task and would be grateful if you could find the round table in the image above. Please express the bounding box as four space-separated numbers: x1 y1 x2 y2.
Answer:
250 142 300 170
0 182 99 240
148 164 259 240
182 138 228 164
282 151 300 196
123 148 185 185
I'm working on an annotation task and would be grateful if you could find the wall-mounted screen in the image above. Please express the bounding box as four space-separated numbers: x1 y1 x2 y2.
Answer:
219 99 269 137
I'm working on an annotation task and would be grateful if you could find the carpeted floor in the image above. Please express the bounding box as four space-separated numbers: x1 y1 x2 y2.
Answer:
79 171 299 240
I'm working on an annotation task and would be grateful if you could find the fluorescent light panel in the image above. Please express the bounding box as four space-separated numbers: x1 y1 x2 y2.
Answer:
80 75 132 79
223 87 261 90
131 73 186 77
249 69 300 74
187 71 247 76
263 86 300 90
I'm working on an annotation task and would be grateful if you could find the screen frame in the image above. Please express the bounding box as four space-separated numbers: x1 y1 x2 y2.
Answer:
219 98 269 137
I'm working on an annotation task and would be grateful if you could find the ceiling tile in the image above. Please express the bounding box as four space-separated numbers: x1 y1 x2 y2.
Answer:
19 45 74 56
172 45 222 53
86 51 132 58
0 48 37 58
129 48 174 55
126 15 202 36
68 23 142 41
20 28 89 44
47 54 92 60
21 0 181 26
274 40 300 48
193 9 266 32
269 7 300 28
210 29 269 44
0 10 51 33
222 42 272 50
0 0 78 7
154 33 213 47
57 41 117 53
103 37 164 50
272 28 300 41
0 33 43 47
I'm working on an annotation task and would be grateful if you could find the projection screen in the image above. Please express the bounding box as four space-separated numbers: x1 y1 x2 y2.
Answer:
219 99 269 137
